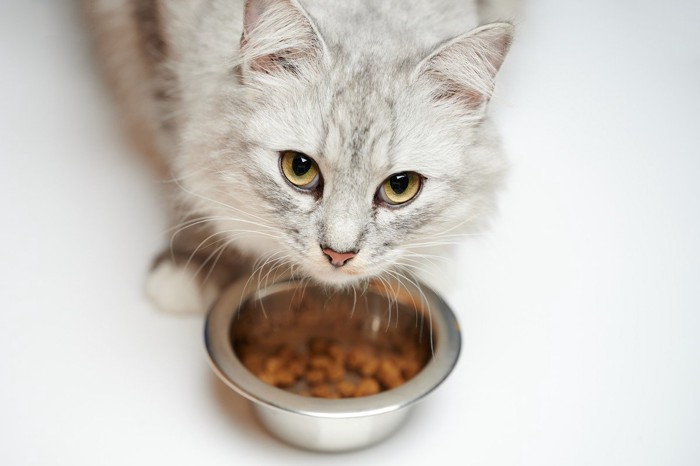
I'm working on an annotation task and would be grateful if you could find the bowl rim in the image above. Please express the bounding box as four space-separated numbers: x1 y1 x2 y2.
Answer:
204 276 461 419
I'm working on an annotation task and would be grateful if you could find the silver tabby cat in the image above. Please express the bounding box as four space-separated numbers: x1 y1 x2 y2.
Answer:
84 0 516 314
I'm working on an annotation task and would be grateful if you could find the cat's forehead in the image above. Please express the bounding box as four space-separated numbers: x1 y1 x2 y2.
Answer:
320 69 399 171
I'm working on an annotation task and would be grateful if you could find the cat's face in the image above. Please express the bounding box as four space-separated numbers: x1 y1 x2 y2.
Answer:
178 0 512 287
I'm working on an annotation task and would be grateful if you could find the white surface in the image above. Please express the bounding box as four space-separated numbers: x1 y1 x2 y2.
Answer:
2 1 699 465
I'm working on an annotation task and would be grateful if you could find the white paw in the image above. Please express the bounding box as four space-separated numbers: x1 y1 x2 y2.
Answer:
144 260 219 315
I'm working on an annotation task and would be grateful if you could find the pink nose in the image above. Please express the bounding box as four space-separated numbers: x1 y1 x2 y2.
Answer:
321 247 357 267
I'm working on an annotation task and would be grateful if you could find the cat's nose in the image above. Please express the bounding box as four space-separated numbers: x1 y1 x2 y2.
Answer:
321 247 357 267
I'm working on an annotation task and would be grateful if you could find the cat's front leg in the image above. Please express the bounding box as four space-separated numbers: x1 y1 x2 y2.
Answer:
144 222 253 315
144 257 219 315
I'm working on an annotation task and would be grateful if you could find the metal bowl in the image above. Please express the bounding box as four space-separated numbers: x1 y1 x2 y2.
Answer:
204 277 461 452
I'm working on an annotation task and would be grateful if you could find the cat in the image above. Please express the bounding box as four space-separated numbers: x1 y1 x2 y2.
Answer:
83 0 516 314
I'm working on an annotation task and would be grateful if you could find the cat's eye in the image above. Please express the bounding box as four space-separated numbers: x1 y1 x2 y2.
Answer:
377 172 422 206
280 150 321 190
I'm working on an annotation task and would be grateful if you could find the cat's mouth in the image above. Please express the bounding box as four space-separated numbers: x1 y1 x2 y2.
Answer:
328 267 360 277
302 253 369 286
317 264 363 283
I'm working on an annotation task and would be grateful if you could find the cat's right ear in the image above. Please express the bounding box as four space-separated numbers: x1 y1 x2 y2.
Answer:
240 0 327 77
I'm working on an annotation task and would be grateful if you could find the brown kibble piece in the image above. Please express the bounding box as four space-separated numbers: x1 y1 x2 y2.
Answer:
359 358 380 377
258 371 277 386
399 358 421 380
327 344 345 363
305 368 326 386
336 380 356 398
274 369 297 387
264 356 283 373
377 359 404 389
346 347 371 370
309 355 333 370
288 358 307 377
326 363 346 383
354 377 381 397
310 384 339 399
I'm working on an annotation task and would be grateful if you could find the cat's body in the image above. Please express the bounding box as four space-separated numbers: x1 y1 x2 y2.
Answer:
84 0 516 314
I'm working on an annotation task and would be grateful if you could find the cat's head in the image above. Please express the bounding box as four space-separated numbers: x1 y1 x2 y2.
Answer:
178 0 513 287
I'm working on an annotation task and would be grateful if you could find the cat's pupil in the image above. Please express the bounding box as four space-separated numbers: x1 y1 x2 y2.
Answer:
389 173 409 194
292 154 312 176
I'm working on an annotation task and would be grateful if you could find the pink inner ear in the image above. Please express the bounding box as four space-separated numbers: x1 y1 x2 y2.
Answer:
241 0 274 54
243 0 264 35
421 23 514 110
433 79 485 108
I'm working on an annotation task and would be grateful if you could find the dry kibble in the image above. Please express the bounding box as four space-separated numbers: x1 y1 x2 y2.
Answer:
327 344 345 363
237 305 429 398
359 358 379 377
288 358 307 377
336 380 356 398
309 355 333 370
398 357 421 380
258 371 277 386
274 368 297 387
248 336 426 397
346 347 371 371
310 384 339 399
249 337 425 397
264 356 283 373
326 363 346 383
305 368 326 386
354 378 381 397
377 359 404 389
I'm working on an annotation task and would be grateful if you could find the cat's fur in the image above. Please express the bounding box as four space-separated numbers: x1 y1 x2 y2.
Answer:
83 0 516 314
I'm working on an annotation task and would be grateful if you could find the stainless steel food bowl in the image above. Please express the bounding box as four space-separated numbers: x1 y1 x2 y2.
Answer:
204 277 461 452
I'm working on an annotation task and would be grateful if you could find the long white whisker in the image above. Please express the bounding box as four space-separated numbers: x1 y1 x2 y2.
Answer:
169 174 276 228
385 268 435 357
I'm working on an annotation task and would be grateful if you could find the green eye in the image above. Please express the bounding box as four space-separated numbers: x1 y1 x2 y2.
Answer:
378 172 422 205
280 151 320 189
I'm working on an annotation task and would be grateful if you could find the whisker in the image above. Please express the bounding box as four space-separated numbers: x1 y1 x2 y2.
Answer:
385 268 435 357
169 173 276 228
238 248 288 318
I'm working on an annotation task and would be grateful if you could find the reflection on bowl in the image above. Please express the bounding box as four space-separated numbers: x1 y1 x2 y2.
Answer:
205 277 461 452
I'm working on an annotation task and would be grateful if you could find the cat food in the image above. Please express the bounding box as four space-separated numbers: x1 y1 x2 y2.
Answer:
231 285 432 399
239 336 424 398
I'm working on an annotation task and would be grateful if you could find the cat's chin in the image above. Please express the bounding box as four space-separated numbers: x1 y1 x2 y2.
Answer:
303 268 369 289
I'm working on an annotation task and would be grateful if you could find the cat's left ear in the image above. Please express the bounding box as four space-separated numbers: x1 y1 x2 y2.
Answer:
415 22 514 110
240 0 327 76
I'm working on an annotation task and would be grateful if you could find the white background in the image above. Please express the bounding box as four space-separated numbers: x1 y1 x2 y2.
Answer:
2 1 699 465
